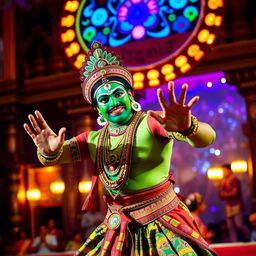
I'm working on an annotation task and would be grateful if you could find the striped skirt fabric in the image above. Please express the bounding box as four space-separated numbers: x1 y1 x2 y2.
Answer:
77 218 214 256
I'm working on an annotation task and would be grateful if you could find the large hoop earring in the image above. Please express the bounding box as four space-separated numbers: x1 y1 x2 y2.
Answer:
97 113 107 126
131 99 141 112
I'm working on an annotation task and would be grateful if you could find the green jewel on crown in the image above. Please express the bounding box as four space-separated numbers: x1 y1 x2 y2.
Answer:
93 42 99 48
98 61 104 68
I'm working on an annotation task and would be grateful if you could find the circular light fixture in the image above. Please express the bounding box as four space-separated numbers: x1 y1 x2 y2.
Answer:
231 160 247 173
50 181 65 194
78 180 92 193
207 167 223 180
26 189 41 201
60 0 224 89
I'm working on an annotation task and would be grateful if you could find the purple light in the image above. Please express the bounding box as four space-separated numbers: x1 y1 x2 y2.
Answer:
210 206 217 213
137 70 249 223
132 25 146 39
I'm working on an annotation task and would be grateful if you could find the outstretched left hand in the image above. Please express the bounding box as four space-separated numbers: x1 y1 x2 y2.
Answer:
148 81 199 132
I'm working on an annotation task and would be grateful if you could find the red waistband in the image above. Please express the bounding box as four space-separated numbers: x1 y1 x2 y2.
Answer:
104 176 173 207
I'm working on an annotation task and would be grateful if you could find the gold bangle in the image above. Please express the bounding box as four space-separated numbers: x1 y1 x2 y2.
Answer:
173 115 199 139
37 147 63 164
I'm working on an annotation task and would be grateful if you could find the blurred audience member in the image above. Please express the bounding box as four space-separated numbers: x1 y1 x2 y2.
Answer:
249 213 256 241
13 230 31 256
65 232 83 252
47 218 64 251
47 218 59 236
30 225 57 254
81 207 104 239
206 223 220 243
217 163 250 242
185 192 214 242
219 220 230 243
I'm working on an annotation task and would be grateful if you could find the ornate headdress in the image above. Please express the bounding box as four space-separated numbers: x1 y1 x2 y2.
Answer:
80 41 133 105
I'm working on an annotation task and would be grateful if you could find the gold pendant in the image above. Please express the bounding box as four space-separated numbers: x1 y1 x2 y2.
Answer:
107 212 121 229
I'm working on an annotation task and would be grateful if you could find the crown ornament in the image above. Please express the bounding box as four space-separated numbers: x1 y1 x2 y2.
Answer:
80 41 133 105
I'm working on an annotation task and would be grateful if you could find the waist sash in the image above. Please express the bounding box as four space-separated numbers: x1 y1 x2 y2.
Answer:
105 183 179 228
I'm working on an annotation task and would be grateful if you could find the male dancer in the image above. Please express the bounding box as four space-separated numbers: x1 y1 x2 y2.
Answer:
24 41 216 256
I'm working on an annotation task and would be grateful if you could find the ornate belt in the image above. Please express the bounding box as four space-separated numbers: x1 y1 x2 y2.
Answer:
105 185 179 229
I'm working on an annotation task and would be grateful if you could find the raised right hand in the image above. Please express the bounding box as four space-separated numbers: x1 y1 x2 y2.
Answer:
23 110 66 156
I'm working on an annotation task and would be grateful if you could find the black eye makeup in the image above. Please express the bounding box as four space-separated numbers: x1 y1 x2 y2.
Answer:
114 90 125 98
98 96 109 104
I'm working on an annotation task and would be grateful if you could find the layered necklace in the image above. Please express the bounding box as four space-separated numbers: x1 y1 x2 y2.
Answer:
96 111 143 198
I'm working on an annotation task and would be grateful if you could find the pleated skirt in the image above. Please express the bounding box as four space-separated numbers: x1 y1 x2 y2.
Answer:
77 218 214 256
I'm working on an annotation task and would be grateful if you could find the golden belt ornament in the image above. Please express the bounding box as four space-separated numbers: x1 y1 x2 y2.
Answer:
105 185 179 230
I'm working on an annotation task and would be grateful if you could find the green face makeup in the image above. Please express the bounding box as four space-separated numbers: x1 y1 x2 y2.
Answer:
95 82 133 127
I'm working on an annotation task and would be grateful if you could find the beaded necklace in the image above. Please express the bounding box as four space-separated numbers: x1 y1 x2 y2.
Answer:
96 111 143 198
108 125 128 136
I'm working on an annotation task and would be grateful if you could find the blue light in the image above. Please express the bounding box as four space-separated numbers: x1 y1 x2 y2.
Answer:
92 32 107 45
82 19 90 26
218 107 224 114
169 0 188 9
119 21 134 33
209 148 215 154
127 3 150 26
227 117 233 124
172 15 190 33
209 110 214 116
83 3 94 17
204 151 209 157
201 161 211 173
91 8 108 27
143 14 158 28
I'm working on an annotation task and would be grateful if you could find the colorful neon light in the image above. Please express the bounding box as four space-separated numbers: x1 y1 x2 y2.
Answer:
60 0 224 90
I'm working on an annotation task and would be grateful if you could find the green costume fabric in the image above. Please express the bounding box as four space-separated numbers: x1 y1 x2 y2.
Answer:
76 113 173 192
45 113 216 256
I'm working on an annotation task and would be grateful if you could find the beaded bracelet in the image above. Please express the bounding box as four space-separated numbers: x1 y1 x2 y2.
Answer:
173 115 199 139
37 148 63 164
179 120 196 136
38 150 61 160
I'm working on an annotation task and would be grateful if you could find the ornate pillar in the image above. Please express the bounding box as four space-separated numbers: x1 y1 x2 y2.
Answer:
226 67 256 211
0 106 23 237
2 5 16 80
1 4 23 239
